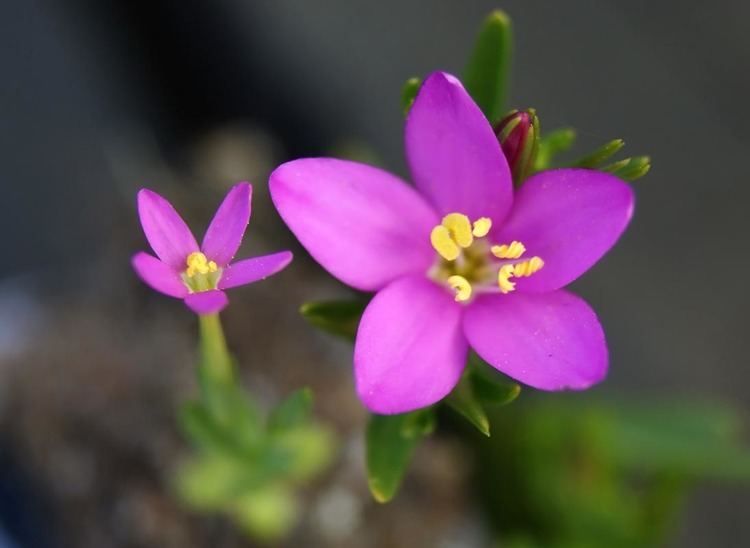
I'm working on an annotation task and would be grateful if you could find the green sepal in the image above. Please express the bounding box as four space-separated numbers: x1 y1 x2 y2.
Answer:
573 139 625 168
401 77 422 115
366 408 435 503
299 298 369 340
463 10 513 121
446 372 491 437
602 155 651 181
534 127 576 170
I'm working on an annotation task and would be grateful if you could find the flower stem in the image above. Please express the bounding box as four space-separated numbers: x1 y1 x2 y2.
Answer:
198 313 234 388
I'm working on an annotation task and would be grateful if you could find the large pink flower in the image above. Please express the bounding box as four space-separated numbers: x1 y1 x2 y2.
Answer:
133 183 292 314
269 72 634 414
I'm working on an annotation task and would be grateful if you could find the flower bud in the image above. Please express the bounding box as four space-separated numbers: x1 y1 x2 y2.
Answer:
494 108 539 186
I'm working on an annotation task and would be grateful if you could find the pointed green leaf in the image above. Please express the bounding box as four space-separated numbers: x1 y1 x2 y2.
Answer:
446 373 490 436
472 373 521 406
366 409 434 503
573 139 625 168
534 127 576 170
299 298 369 340
401 77 421 115
463 10 513 122
602 155 651 181
466 353 521 406
268 388 313 433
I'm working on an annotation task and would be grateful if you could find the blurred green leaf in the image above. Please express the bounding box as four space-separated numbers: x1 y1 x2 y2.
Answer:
267 425 337 482
463 10 513 122
300 298 368 340
534 127 576 170
179 401 227 453
175 454 258 510
268 388 313 433
231 485 299 542
602 155 651 181
401 77 421 115
447 373 491 436
605 403 750 480
572 139 625 168
366 409 435 502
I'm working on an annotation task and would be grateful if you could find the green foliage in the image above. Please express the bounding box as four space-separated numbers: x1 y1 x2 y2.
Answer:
463 10 513 122
534 128 577 171
573 139 625 168
401 77 422 115
366 409 435 502
177 355 335 542
299 298 369 340
475 398 750 547
602 155 651 181
447 354 522 437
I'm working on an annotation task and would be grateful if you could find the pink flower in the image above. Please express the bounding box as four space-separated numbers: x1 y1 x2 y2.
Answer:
132 183 292 315
270 72 634 414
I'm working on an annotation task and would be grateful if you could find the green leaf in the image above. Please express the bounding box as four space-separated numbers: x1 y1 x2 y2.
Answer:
401 77 421 115
366 409 435 503
231 485 299 542
534 127 576 170
463 10 513 122
605 403 750 480
572 139 625 168
299 298 368 340
602 155 651 181
268 388 313 433
472 373 521 406
446 373 490 436
179 401 227 452
467 353 522 406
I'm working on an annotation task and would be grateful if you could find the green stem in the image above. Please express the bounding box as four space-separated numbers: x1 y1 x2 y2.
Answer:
198 313 234 387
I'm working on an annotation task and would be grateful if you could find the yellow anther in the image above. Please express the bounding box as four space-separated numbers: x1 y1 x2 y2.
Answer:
430 225 460 261
497 264 516 294
185 252 218 277
513 256 544 277
491 240 526 259
442 213 474 248
447 275 472 302
472 217 492 237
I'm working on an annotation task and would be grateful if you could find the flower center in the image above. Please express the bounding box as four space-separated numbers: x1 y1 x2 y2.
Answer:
181 252 222 293
429 213 544 302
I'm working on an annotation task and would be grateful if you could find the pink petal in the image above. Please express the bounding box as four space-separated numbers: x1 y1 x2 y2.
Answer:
137 189 199 270
269 158 438 292
218 251 293 290
201 182 252 266
405 72 513 224
184 290 229 315
463 290 608 391
493 169 634 292
131 252 188 298
354 275 467 414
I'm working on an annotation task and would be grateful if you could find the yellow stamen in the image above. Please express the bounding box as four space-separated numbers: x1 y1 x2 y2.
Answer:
497 264 516 293
472 217 492 237
447 275 472 302
185 252 218 277
491 240 526 259
512 256 544 277
441 213 474 248
430 225 460 261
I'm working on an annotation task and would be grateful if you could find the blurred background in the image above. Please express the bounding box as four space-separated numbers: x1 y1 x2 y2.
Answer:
0 0 748 546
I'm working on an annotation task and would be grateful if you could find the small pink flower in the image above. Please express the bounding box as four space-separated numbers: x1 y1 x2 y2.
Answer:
132 182 292 315
270 72 634 414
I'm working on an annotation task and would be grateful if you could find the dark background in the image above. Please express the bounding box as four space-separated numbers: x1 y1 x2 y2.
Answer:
0 1 748 547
